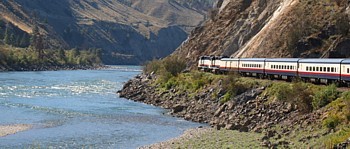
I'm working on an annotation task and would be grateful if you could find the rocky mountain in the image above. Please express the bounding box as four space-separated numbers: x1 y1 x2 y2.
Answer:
173 0 350 68
0 0 215 64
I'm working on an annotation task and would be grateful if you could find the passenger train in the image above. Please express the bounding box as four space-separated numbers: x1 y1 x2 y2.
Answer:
198 56 350 85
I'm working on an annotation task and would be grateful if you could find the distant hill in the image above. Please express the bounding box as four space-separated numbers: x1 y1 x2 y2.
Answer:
0 0 216 64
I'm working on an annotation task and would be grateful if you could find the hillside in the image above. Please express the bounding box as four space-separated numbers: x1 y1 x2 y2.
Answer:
0 0 215 64
173 0 350 68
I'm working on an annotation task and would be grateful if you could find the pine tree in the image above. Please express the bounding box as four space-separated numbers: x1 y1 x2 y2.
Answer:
19 33 30 47
30 25 44 60
58 48 66 61
3 25 11 44
30 25 39 47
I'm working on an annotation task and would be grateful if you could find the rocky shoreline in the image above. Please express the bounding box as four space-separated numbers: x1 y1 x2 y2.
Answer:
119 73 332 148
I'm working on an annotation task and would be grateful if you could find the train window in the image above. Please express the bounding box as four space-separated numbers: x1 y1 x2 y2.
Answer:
327 67 330 72
316 67 319 71
331 67 334 72
312 67 315 71
348 68 350 73
306 67 309 71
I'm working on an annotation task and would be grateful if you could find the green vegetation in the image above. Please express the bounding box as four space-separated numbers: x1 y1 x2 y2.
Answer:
0 45 102 71
0 20 102 71
264 81 315 113
312 84 340 110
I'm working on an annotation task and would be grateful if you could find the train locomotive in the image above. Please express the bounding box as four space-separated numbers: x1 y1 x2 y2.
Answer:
198 56 350 85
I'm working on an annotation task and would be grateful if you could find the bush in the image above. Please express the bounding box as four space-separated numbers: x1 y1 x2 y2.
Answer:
323 114 341 129
162 56 187 76
292 82 314 112
264 82 314 113
341 91 350 121
143 59 163 74
265 82 293 101
221 73 249 103
312 84 340 110
220 92 232 103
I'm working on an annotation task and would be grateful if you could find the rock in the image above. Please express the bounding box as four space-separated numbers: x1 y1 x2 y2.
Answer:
225 124 234 130
214 104 227 117
266 130 276 138
261 140 271 147
172 104 186 113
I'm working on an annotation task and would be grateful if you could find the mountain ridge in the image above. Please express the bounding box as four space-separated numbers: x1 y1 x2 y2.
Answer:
0 0 216 64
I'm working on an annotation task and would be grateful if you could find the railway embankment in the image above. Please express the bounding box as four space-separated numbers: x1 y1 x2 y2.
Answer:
118 56 350 148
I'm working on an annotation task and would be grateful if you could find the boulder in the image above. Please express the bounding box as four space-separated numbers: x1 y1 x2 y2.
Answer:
172 104 186 113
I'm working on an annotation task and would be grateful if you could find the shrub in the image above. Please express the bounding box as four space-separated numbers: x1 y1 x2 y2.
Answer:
341 91 350 121
221 73 249 103
265 82 293 101
162 56 187 76
220 92 232 103
143 59 163 74
291 82 314 113
264 82 314 112
323 114 341 129
324 127 350 148
312 84 340 110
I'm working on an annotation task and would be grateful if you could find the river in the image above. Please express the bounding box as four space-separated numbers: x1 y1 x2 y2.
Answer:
0 66 202 148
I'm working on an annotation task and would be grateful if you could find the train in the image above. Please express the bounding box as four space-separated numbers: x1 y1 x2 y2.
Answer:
198 56 350 85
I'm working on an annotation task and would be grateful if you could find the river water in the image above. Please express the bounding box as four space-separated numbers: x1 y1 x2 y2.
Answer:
0 66 202 148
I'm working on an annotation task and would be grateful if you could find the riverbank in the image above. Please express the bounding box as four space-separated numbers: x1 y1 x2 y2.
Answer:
0 124 32 137
119 72 350 148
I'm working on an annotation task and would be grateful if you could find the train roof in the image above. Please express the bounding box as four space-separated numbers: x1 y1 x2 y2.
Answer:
239 58 266 62
265 58 300 62
298 58 345 64
221 58 239 61
341 59 350 64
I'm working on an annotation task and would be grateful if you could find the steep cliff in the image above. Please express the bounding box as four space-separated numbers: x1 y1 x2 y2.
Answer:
0 0 215 64
174 0 350 67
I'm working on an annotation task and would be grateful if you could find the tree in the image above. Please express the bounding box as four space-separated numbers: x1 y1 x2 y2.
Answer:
3 24 11 45
30 25 44 60
30 25 39 46
19 33 30 47
58 48 66 62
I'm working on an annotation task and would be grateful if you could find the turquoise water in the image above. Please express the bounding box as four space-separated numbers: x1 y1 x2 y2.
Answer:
0 66 202 148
